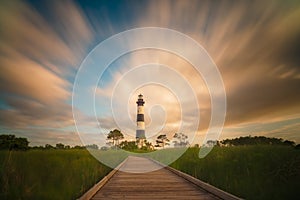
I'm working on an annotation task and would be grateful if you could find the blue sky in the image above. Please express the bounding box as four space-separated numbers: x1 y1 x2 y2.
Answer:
0 0 300 147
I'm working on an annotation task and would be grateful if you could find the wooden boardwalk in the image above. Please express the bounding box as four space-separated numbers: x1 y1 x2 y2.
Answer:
89 156 225 200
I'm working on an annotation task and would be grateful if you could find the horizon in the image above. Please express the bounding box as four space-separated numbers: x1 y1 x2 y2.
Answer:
0 0 300 147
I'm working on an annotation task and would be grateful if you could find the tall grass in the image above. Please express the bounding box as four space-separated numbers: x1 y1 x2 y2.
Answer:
0 149 113 200
1 146 299 199
170 145 300 200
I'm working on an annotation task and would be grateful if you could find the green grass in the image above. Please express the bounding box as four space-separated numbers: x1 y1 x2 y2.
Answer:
170 145 300 200
0 149 115 200
145 147 188 165
1 146 299 199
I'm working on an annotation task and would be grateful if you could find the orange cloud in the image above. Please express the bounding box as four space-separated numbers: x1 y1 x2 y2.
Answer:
138 0 300 129
0 0 93 129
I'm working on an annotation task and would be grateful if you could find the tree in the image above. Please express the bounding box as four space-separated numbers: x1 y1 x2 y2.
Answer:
107 129 124 147
155 134 169 149
144 140 154 151
56 143 65 149
173 133 189 147
119 140 138 151
45 144 55 149
31 145 45 150
72 145 85 149
0 134 29 150
206 140 217 147
85 144 99 150
283 140 295 146
220 136 296 147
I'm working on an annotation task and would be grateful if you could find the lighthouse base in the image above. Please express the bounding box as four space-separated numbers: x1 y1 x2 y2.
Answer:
136 130 145 139
136 130 146 148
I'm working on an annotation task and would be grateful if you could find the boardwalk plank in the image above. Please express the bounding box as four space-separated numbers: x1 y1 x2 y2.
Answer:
91 156 220 200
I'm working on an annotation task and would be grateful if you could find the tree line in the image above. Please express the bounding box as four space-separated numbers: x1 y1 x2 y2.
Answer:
103 130 300 150
0 130 191 151
206 135 299 148
38 143 99 150
0 134 99 151
221 135 297 146
106 129 190 151
0 134 29 150
1 133 298 151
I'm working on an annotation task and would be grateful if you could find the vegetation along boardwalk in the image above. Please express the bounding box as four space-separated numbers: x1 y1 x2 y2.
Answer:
80 156 241 200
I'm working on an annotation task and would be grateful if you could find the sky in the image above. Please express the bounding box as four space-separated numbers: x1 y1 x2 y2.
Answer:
0 0 300 147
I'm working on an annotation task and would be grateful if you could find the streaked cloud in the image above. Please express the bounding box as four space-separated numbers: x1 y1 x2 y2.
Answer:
139 0 300 122
0 0 299 145
95 0 300 142
0 0 93 144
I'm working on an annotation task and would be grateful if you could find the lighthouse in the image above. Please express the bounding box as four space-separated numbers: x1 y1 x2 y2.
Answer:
136 94 145 147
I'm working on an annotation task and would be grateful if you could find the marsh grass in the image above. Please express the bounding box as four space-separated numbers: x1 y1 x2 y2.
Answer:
1 146 299 199
0 149 113 200
170 145 300 200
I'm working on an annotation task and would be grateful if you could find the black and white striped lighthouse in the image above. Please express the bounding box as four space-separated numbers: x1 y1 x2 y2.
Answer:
136 94 145 146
